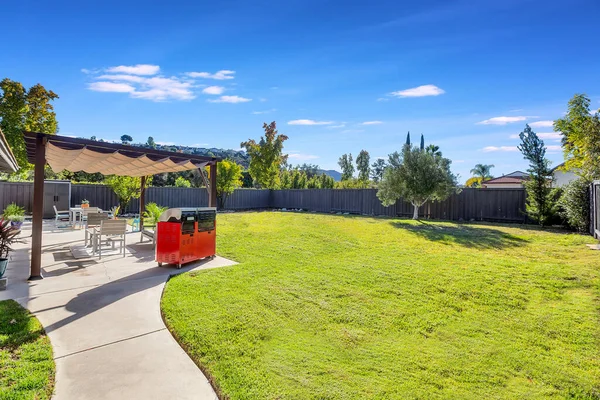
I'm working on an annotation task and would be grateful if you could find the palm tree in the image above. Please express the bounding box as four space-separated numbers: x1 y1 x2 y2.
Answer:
425 144 442 157
470 164 495 180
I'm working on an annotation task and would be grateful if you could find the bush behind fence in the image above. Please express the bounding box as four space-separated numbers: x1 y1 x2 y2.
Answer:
0 181 527 223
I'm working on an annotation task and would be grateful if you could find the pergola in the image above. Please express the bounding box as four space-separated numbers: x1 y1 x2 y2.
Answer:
23 132 220 280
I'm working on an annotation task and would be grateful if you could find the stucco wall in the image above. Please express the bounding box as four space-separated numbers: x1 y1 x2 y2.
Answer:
482 183 524 189
553 170 577 187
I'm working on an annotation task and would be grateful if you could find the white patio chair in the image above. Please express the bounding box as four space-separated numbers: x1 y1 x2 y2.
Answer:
79 207 100 229
92 219 127 259
53 205 70 228
85 212 109 246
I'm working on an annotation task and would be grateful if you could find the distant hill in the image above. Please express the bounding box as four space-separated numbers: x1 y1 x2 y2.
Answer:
134 142 251 168
320 169 342 181
130 142 341 179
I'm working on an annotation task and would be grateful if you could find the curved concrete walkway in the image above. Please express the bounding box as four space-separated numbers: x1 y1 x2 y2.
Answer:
1 223 236 400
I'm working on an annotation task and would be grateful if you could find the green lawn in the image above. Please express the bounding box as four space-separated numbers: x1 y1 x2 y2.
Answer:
161 212 600 399
0 300 55 400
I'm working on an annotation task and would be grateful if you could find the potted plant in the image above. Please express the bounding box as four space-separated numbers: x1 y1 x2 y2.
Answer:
0 219 20 278
2 203 25 229
81 199 90 209
8 215 25 229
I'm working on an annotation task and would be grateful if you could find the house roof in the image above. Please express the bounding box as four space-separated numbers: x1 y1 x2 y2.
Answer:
483 177 526 185
24 132 219 177
0 127 18 172
503 170 528 178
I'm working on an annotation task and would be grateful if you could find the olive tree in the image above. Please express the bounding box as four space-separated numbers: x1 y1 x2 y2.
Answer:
377 144 458 219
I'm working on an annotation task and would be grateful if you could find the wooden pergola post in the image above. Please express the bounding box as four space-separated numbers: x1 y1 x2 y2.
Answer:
29 134 46 280
209 162 217 208
139 175 146 229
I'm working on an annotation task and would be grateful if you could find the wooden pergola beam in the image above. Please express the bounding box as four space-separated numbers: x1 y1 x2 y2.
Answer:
140 176 147 229
209 162 217 208
29 134 46 280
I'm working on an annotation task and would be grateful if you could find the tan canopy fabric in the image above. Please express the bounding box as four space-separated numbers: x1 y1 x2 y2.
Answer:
23 132 218 177
45 142 205 177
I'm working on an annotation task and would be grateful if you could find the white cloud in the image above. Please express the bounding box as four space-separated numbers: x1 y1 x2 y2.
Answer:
288 153 319 160
89 82 135 93
478 116 527 125
376 97 389 102
288 119 333 125
482 146 519 152
252 109 276 114
546 145 562 151
106 64 160 75
81 68 91 74
539 132 562 140
88 65 195 101
390 84 445 98
208 95 251 103
327 124 346 129
187 70 235 80
85 65 249 102
510 132 561 140
529 120 554 128
202 86 225 95
362 121 383 125
129 76 195 101
97 74 146 83
156 141 176 146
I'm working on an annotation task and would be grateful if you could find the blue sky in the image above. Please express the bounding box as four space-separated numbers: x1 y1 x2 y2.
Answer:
3 0 600 181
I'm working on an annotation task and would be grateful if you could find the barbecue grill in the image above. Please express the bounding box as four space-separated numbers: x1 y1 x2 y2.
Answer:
155 207 216 268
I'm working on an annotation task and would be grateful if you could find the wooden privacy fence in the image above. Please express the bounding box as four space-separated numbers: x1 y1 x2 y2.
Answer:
271 188 527 222
70 185 270 214
0 181 527 223
0 182 35 213
592 181 600 238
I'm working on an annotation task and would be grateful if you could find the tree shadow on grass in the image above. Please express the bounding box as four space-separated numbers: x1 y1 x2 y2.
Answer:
390 220 529 249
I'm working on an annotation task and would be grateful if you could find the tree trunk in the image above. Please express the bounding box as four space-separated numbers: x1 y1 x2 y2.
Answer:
412 203 419 219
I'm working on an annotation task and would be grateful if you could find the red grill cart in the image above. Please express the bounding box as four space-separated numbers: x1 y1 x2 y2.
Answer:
155 207 216 268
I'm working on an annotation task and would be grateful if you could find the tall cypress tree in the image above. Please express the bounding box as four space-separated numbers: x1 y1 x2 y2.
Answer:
517 124 558 225
405 132 411 146
420 134 425 151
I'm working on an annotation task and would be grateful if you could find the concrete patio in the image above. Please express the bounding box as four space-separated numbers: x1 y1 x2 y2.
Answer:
1 221 236 400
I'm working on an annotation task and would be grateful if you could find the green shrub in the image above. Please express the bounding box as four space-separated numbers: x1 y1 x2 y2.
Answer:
558 178 590 232
143 203 168 227
2 203 25 218
174 176 191 188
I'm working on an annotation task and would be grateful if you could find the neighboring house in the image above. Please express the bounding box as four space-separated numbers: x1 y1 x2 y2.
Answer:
551 163 578 187
481 171 528 188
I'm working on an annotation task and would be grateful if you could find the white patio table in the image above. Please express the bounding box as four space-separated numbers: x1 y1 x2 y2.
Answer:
69 207 83 227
